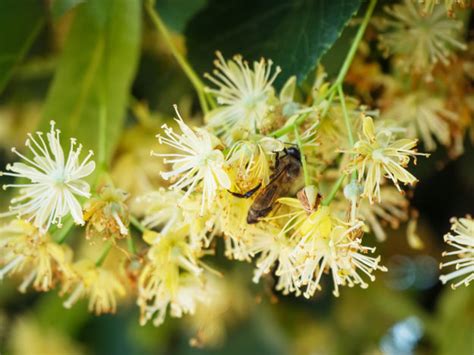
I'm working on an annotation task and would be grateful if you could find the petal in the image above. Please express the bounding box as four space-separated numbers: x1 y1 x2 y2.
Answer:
213 167 231 189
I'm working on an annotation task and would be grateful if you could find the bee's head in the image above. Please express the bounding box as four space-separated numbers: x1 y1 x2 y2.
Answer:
285 146 301 162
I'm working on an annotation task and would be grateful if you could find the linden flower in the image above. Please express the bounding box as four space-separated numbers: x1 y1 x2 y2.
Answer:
351 115 424 203
378 0 466 73
415 0 469 16
152 106 230 215
212 191 255 261
204 52 281 143
249 225 300 295
315 98 361 163
61 259 126 315
139 188 184 233
188 274 251 348
382 91 458 151
140 271 208 327
280 203 386 298
0 219 72 292
0 121 95 233
137 228 205 326
83 185 129 241
357 187 409 242
439 216 474 289
227 137 284 193
139 188 213 249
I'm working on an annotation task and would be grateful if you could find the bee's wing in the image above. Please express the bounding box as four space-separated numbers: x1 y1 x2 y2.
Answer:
250 170 287 213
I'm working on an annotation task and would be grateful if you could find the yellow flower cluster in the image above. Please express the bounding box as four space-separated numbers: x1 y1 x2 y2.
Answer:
0 220 72 292
137 54 424 318
0 220 126 315
378 0 466 75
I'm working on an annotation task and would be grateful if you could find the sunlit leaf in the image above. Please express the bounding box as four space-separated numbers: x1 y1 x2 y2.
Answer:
41 0 141 164
50 0 86 19
434 286 474 355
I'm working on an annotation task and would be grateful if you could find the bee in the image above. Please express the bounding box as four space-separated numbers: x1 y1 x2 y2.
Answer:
230 147 302 224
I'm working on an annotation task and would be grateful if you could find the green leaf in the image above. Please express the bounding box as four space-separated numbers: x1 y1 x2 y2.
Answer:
434 286 474 355
185 0 362 86
41 0 141 164
0 0 44 94
156 0 207 33
35 293 90 336
50 0 86 19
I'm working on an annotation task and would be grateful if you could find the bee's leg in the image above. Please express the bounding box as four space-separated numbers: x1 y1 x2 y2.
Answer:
228 183 261 198
274 151 281 169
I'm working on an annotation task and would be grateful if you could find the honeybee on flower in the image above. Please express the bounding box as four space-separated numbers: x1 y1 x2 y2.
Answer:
226 136 284 193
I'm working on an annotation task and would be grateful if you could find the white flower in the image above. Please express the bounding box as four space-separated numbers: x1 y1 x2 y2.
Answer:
227 137 284 192
0 121 95 233
139 272 208 327
249 226 300 296
204 52 281 143
152 106 230 214
439 216 474 289
382 92 458 152
137 228 207 327
351 115 426 203
357 186 409 242
378 0 466 73
282 204 387 298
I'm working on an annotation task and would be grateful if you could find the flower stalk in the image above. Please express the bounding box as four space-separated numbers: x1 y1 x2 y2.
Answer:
95 240 113 267
145 0 209 114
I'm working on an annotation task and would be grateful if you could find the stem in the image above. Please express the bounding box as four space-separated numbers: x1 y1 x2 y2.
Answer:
145 1 209 114
322 174 347 206
127 236 137 255
128 216 145 255
332 0 377 90
95 240 113 267
53 217 75 244
320 90 336 120
338 84 358 181
271 112 310 138
130 216 146 233
338 85 355 148
294 126 311 186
